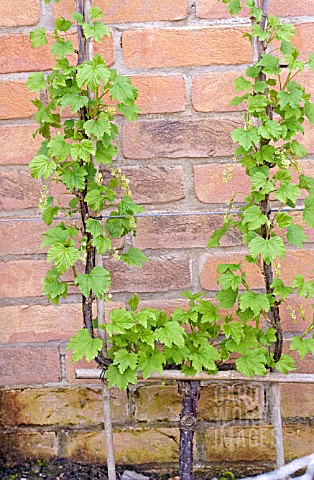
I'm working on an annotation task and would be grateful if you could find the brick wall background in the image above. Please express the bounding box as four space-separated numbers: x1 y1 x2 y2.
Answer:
0 0 314 473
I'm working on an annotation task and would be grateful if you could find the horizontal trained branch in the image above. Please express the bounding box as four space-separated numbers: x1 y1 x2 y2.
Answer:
76 369 314 383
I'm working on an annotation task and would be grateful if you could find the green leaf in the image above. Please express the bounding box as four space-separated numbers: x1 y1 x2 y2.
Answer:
128 293 139 312
217 263 241 274
86 218 104 238
43 267 67 303
41 226 69 248
76 55 111 91
259 328 277 346
216 288 238 309
190 344 219 372
120 248 148 268
275 354 296 374
67 328 103 362
258 54 280 75
246 65 261 78
83 22 110 43
292 275 314 299
95 142 116 165
70 140 95 162
227 0 241 15
57 91 89 114
85 187 104 211
258 120 282 140
305 102 314 125
91 235 112 254
239 292 270 316
74 266 111 299
155 321 186 348
303 196 314 228
138 350 165 379
48 134 71 161
106 309 136 335
207 220 232 248
236 350 267 377
275 212 293 228
55 17 72 31
26 72 46 92
119 196 143 215
62 164 87 191
289 140 307 158
251 172 274 195
290 336 314 359
42 206 59 226
89 6 103 19
51 39 75 59
84 113 111 139
218 272 242 291
247 94 269 114
113 349 138 373
249 236 285 264
117 103 140 121
47 244 80 274
30 27 48 48
231 127 259 151
274 183 301 204
242 206 268 230
271 279 293 300
222 322 244 344
29 155 56 179
105 365 137 390
110 74 138 104
232 76 252 93
287 224 308 248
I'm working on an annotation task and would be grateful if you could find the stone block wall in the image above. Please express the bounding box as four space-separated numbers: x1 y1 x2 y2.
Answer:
0 0 314 472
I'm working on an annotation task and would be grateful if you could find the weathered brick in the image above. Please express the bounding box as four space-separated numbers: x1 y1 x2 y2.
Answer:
0 81 37 120
137 298 189 315
66 428 179 464
134 385 181 421
0 431 56 466
0 220 46 256
281 384 314 418
109 255 191 293
109 165 185 204
54 0 188 23
64 352 100 385
0 124 41 165
123 27 252 69
1 387 128 426
123 117 241 159
204 425 275 462
0 171 41 211
199 250 314 291
199 383 264 421
0 0 40 27
134 214 241 250
194 164 250 204
294 24 314 60
0 260 48 299
0 32 113 74
196 0 314 19
284 425 314 460
0 346 61 386
192 71 245 112
133 76 185 114
280 296 314 333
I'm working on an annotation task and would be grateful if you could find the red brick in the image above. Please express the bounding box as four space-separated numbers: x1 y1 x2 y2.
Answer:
196 0 314 19
0 0 40 27
122 27 252 70
192 71 245 112
281 384 314 418
294 23 314 61
0 124 41 165
0 171 41 211
133 75 185 114
134 214 242 250
123 117 242 159
280 296 314 333
109 256 191 293
54 0 188 23
0 259 48 298
0 220 46 256
0 346 61 385
0 32 113 74
194 164 250 204
122 165 185 204
0 81 37 120
0 432 57 466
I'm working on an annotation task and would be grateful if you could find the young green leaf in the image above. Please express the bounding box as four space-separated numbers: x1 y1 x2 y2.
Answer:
155 321 186 348
51 40 75 59
43 267 68 303
86 218 104 238
106 309 136 335
303 196 314 228
290 336 314 359
70 139 95 162
67 328 103 362
242 206 268 230
74 266 111 299
120 248 148 268
231 127 259 150
84 113 111 139
110 74 138 104
271 279 293 299
105 365 137 390
113 349 138 373
137 349 165 379
236 349 267 377
26 72 46 92
47 244 80 274
249 236 286 264
91 235 112 254
62 164 87 191
29 155 56 179
30 27 48 48
287 224 308 248
76 55 110 91
239 292 270 316
83 22 110 43
48 134 71 161
275 354 296 374
189 344 219 372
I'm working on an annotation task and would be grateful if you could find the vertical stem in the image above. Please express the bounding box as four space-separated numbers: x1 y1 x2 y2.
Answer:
177 380 201 480
270 382 285 468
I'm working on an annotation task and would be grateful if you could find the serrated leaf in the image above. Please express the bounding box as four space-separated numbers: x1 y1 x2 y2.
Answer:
242 206 268 230
239 292 270 316
71 139 95 162
275 354 296 374
41 226 69 248
260 327 277 346
47 243 80 274
48 134 71 161
117 103 140 121
62 164 87 191
92 235 112 254
287 224 308 248
258 120 282 140
42 206 59 225
222 322 244 344
155 321 186 348
30 27 48 48
86 218 104 238
105 364 137 390
137 349 165 379
216 288 238 309
217 263 241 274
95 142 117 165
303 196 314 228
249 236 285 264
227 0 241 15
120 248 148 268
128 293 139 312
274 182 301 204
236 350 267 377
251 172 274 195
84 113 111 139
29 155 56 179
74 266 111 299
83 21 110 43
67 328 103 362
85 187 104 211
258 54 280 75
290 336 314 359
231 127 259 151
275 212 293 229
271 279 293 300
43 267 68 303
106 309 136 335
51 39 75 59
208 220 232 248
119 196 143 215
218 272 242 291
305 102 314 125
113 349 138 373
76 55 110 91
110 74 138 104
57 91 89 114
247 94 269 114
26 72 46 92
189 344 219 372
292 275 314 298
233 76 252 93
89 6 103 19
55 17 72 31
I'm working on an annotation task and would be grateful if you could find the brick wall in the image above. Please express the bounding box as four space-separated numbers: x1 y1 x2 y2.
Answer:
0 0 314 473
